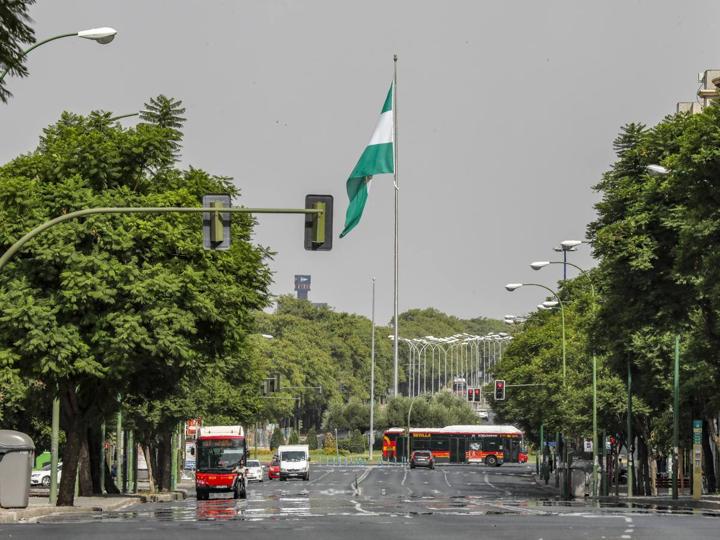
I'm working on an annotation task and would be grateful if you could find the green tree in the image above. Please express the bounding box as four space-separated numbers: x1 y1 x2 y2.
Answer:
288 430 299 444
270 427 285 450
306 427 318 450
0 99 271 505
0 0 36 103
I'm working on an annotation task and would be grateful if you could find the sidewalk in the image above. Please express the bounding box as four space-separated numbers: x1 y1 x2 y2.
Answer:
533 472 720 510
0 484 190 524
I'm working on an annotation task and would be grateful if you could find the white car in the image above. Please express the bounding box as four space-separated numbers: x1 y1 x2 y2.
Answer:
244 460 264 482
478 410 490 420
30 463 62 487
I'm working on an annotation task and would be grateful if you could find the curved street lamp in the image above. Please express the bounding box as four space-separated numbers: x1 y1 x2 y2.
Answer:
0 27 118 84
530 259 603 498
505 282 566 383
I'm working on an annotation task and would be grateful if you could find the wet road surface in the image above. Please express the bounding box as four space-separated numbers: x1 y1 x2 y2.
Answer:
1 463 719 539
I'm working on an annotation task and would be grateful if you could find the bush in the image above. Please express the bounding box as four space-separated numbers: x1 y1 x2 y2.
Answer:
323 431 337 455
307 427 318 450
288 430 299 444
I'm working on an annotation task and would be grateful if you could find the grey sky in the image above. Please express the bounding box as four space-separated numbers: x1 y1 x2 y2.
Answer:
2 1 719 325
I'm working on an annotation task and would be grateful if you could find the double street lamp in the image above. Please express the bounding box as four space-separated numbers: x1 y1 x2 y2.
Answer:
530 259 601 498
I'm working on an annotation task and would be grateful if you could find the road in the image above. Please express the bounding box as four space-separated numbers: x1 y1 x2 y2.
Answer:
1 463 719 539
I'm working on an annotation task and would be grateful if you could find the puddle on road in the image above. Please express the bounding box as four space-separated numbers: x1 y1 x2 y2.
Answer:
31 489 720 525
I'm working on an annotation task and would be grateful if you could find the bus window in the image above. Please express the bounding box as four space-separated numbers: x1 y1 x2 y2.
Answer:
482 437 502 453
431 437 449 451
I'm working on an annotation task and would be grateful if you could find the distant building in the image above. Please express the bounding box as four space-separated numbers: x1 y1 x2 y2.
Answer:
294 274 311 300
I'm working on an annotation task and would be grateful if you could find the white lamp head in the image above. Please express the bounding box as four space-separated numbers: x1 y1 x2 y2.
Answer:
561 240 582 249
77 27 117 44
543 300 559 308
646 164 670 176
505 283 523 292
530 261 550 270
504 314 515 320
260 334 274 339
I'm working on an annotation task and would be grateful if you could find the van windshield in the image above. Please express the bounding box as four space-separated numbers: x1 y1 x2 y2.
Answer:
281 451 306 462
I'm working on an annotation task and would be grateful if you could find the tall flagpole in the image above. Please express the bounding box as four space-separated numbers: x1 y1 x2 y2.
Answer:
370 277 376 460
393 54 399 397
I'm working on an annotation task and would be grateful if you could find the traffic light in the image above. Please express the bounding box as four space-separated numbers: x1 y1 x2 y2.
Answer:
467 388 473 401
474 388 481 402
304 194 334 251
494 380 506 401
202 194 232 250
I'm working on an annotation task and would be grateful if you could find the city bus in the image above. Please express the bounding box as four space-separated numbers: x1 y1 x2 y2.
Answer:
382 425 527 466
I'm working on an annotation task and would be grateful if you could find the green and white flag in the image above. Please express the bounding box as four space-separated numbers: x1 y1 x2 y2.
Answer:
340 83 394 238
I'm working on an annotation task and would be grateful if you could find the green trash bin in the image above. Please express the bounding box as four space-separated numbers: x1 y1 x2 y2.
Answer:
0 430 35 508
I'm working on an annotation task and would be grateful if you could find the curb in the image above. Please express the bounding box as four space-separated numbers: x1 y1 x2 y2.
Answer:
599 495 720 511
0 490 187 524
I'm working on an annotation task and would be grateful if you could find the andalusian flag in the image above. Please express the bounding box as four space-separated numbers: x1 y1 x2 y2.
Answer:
339 83 394 238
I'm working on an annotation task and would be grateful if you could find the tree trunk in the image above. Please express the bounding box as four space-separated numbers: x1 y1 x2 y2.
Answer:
157 432 172 492
88 427 101 494
638 436 651 496
57 420 82 505
78 435 94 496
143 444 156 494
703 419 717 493
57 389 83 506
649 456 658 496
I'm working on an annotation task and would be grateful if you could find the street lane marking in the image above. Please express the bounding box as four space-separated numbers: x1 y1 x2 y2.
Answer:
308 470 332 485
442 469 452 488
401 469 408 486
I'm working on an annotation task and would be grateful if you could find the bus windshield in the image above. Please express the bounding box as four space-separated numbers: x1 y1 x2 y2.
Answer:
196 438 244 472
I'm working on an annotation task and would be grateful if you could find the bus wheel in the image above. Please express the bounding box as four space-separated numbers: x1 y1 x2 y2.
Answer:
485 455 498 467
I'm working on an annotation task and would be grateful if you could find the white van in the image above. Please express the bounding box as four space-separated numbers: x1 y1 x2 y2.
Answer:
277 444 310 481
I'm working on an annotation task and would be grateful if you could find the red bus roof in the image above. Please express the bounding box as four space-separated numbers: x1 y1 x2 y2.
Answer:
384 425 523 436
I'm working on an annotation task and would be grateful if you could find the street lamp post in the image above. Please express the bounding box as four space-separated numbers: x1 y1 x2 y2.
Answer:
506 282 568 498
0 28 118 83
531 259 601 497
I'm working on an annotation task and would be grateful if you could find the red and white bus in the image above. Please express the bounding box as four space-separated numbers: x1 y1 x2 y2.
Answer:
382 425 527 466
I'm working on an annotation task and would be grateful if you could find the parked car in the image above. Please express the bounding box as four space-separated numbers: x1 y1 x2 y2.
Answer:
245 460 264 482
410 450 434 469
30 462 62 488
478 410 490 420
268 457 280 480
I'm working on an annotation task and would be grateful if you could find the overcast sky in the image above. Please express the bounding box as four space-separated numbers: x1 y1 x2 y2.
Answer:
2 1 719 325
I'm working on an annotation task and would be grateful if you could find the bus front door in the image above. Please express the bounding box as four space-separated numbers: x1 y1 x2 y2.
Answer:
450 437 467 463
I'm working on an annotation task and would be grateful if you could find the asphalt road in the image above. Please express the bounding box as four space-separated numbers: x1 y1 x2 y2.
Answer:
1 463 719 539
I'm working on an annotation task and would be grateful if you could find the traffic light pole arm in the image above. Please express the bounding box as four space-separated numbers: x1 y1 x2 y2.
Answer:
523 283 566 385
0 206 322 273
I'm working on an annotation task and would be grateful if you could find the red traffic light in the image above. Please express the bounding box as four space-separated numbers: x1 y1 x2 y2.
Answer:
467 389 473 401
494 379 506 401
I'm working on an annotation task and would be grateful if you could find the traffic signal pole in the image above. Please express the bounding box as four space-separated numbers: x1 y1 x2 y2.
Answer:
0 205 324 272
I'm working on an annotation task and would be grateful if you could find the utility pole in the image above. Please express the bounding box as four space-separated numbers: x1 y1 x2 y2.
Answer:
672 335 680 499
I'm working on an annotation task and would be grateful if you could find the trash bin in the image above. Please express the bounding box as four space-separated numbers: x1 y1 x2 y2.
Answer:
571 468 588 498
0 430 35 508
